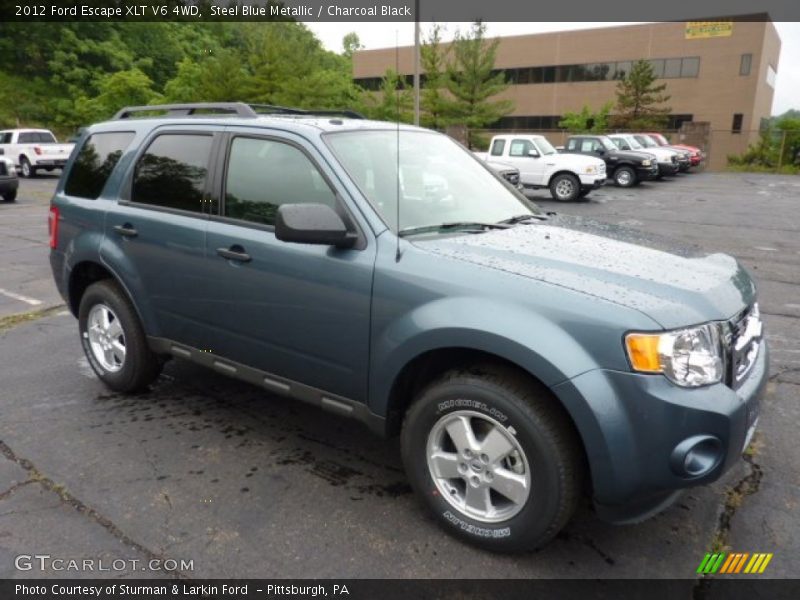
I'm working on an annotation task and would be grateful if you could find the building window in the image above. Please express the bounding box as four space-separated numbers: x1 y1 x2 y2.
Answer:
663 58 682 78
740 54 752 76
732 113 744 134
681 57 700 78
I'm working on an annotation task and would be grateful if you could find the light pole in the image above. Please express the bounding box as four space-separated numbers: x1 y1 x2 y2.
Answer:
413 0 420 126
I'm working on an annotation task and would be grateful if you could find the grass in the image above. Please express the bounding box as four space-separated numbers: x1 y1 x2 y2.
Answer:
0 305 64 332
726 164 800 175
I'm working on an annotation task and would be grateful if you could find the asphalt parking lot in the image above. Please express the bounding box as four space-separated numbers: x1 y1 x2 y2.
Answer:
0 172 798 580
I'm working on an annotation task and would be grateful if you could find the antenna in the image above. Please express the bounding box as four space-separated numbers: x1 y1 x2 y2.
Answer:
395 29 402 262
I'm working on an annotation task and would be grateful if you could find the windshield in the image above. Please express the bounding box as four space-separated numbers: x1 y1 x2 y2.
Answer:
622 135 644 150
598 136 618 152
325 130 538 233
534 137 558 156
635 135 657 148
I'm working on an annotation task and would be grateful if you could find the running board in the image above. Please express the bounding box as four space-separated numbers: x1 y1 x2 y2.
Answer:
147 336 386 436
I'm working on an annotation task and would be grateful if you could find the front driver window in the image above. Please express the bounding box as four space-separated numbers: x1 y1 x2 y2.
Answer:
224 137 338 226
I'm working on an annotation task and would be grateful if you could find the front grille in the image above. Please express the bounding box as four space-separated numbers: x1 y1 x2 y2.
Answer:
502 172 520 185
725 303 763 389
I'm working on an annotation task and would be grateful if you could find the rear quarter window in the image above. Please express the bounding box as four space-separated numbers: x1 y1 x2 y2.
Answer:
64 132 135 200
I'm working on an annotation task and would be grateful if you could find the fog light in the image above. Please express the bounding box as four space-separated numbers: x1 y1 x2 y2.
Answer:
670 435 722 478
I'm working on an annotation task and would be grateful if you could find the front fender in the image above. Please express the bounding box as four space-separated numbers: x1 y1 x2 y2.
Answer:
368 296 598 417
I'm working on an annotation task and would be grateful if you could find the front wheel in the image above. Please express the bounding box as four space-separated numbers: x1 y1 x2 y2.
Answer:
78 280 162 393
549 173 580 202
613 166 637 188
2 189 16 202
401 364 584 552
19 157 35 178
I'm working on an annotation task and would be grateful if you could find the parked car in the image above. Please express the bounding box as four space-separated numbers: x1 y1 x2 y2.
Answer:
607 133 679 177
50 103 767 552
486 161 523 191
475 134 606 201
562 135 658 187
632 134 691 172
0 150 18 202
0 128 75 177
643 132 705 167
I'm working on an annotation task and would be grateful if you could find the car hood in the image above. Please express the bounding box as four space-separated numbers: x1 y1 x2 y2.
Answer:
415 215 755 329
645 147 678 160
610 149 657 162
553 153 605 168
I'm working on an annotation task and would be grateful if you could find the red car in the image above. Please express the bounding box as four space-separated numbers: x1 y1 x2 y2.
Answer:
643 132 705 167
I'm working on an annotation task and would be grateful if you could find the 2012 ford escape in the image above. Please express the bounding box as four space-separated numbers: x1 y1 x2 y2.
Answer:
49 103 768 552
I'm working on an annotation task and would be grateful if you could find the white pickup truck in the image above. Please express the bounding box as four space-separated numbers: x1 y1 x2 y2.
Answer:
475 134 606 201
0 129 74 178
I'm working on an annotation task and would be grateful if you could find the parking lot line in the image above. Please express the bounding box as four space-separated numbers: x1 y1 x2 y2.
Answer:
0 288 43 306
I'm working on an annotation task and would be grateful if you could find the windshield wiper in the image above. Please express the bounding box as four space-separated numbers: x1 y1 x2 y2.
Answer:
497 214 549 225
398 222 509 237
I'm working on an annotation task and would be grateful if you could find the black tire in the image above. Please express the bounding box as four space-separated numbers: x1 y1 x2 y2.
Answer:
19 157 35 178
401 364 584 552
613 166 637 188
2 189 16 202
578 189 591 199
549 173 580 202
78 279 162 393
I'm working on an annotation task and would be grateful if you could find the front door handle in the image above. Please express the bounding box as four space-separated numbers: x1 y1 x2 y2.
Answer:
217 245 251 263
113 224 138 238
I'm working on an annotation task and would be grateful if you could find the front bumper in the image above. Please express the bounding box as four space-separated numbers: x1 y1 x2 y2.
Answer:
551 342 768 524
0 176 18 193
636 164 660 180
579 173 607 188
657 162 680 176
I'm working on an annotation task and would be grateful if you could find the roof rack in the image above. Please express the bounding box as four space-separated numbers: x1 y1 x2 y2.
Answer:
249 104 364 119
112 102 365 121
112 103 258 120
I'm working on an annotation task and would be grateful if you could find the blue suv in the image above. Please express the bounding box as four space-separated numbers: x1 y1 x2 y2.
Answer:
49 103 767 551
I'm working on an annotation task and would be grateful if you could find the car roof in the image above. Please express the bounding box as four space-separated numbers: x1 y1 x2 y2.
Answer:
87 115 428 137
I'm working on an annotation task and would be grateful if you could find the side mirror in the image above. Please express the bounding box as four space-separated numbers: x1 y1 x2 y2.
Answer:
527 149 540 158
275 203 356 248
595 148 605 155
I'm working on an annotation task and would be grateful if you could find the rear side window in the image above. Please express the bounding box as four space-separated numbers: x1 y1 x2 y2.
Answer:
490 139 505 156
132 134 213 213
224 137 337 226
64 132 135 200
0 132 11 144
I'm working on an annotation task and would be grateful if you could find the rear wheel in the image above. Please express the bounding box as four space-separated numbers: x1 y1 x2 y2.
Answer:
78 280 162 393
401 364 584 552
549 173 580 202
2 189 16 202
613 166 637 188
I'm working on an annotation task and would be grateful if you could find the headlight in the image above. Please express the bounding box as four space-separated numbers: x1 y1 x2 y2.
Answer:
584 165 598 174
641 159 652 166
625 323 724 387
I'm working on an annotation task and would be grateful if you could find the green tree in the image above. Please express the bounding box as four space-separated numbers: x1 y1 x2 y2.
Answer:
73 68 162 123
614 60 671 129
342 32 364 59
559 102 613 133
445 22 513 146
774 116 800 166
420 24 451 130
363 69 413 122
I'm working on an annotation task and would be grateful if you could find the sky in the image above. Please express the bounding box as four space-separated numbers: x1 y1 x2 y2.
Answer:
306 21 800 116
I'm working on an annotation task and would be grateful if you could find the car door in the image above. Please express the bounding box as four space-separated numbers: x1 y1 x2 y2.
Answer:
202 129 375 403
506 138 545 185
101 126 222 350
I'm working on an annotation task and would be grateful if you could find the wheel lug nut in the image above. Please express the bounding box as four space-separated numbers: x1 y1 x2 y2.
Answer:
470 476 480 486
459 463 467 473
463 449 473 458
480 453 489 463
485 472 493 482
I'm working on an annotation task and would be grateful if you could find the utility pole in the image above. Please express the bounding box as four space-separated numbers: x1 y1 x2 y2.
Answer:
413 0 420 126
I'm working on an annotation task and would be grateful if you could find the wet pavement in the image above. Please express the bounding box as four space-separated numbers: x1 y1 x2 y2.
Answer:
0 172 798 579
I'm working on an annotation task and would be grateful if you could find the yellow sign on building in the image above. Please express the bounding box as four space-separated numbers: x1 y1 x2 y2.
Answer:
686 21 734 39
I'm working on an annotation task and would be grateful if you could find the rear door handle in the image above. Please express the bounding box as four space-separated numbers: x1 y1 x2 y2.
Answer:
113 224 138 238
217 246 251 263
